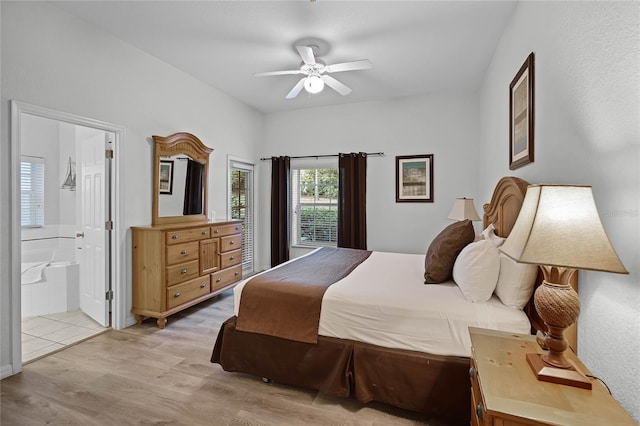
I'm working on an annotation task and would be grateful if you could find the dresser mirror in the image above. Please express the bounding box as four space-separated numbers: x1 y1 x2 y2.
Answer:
152 132 213 226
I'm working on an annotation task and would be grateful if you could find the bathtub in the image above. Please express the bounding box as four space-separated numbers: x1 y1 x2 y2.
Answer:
21 234 80 318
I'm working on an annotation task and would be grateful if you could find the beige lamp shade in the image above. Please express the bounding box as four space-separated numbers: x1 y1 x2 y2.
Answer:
448 198 481 221
501 184 628 274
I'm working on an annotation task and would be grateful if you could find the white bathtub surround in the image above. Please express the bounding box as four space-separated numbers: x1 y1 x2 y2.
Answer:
21 262 79 317
21 229 79 317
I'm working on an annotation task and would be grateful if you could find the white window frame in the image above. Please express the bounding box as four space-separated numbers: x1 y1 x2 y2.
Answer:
290 158 339 249
20 156 45 228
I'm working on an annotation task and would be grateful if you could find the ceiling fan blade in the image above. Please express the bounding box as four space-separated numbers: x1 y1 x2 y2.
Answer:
254 69 302 77
286 78 306 99
296 45 316 66
322 75 352 96
324 59 372 73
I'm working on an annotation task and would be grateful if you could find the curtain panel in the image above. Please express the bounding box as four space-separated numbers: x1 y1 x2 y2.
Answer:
271 156 291 267
338 152 367 250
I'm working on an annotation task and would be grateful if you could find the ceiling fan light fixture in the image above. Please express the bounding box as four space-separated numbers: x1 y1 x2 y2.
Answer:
304 75 324 94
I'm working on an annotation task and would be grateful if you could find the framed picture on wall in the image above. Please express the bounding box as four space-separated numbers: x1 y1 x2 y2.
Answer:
159 160 174 195
509 52 535 170
395 154 434 202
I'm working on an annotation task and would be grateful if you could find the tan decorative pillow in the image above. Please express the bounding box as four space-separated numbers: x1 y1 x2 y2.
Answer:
424 220 475 283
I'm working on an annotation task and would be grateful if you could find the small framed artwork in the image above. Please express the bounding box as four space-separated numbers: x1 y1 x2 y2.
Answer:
159 160 174 195
509 52 535 170
395 154 434 203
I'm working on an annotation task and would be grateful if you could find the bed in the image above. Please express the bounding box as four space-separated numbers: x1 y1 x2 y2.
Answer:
211 176 548 424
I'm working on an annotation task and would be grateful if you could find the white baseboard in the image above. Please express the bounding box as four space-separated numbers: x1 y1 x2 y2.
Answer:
1 363 17 379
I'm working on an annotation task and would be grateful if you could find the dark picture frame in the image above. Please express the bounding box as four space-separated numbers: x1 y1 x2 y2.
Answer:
159 160 174 195
395 154 434 203
509 52 535 170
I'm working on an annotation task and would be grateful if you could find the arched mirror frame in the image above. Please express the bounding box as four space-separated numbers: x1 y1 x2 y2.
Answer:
152 132 213 226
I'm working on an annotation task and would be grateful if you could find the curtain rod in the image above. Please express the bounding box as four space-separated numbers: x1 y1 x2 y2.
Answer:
260 152 384 161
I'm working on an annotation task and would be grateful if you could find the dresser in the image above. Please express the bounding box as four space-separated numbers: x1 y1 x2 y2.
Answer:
469 327 635 426
132 220 242 328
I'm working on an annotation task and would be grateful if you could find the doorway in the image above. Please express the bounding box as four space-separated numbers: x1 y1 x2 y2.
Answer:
9 101 124 373
228 157 255 276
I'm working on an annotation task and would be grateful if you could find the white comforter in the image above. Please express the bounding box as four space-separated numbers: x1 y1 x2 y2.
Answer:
234 250 530 357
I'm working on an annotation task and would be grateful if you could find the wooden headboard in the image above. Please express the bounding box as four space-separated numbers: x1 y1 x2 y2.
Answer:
481 176 578 351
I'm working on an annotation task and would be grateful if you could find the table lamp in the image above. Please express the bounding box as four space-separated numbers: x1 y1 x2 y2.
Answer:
501 184 628 389
448 198 481 221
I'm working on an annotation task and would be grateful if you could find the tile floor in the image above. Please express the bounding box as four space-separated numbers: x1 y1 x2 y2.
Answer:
22 310 109 364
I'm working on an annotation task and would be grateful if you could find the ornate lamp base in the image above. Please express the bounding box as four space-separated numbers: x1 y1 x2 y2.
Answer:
529 268 592 389
526 353 592 389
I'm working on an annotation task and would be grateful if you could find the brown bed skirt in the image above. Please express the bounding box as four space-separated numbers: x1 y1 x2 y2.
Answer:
212 316 471 424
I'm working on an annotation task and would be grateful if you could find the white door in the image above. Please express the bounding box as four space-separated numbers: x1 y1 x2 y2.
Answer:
76 130 111 327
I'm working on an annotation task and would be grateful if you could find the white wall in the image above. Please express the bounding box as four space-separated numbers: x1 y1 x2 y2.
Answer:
0 1 262 373
259 93 480 270
59 122 77 226
479 2 639 421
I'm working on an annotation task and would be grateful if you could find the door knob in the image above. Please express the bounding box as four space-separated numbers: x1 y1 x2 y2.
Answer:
76 232 85 238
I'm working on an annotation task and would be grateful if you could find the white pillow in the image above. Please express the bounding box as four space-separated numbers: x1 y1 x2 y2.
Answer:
481 223 506 247
495 254 539 309
452 239 500 303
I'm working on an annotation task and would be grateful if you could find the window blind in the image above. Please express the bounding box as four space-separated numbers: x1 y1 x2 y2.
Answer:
21 156 45 228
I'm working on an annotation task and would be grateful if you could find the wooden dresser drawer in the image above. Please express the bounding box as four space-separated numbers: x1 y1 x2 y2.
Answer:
165 227 211 245
220 234 241 252
166 242 199 266
166 260 199 286
166 277 210 309
211 265 242 291
211 222 242 238
220 249 242 269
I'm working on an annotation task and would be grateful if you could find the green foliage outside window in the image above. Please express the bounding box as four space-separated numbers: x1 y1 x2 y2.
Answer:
296 168 338 246
299 205 337 244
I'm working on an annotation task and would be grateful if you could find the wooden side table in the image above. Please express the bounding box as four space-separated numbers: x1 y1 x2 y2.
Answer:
469 327 636 426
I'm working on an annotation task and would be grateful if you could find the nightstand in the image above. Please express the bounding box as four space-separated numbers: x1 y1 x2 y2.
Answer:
469 327 635 426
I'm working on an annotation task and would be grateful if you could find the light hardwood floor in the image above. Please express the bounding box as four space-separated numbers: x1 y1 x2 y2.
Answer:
1 290 459 425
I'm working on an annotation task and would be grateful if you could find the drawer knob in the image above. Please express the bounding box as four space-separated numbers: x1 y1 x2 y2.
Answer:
229 240 235 245
181 269 188 274
200 283 206 288
476 403 484 420
174 292 182 298
172 234 179 240
216 278 222 283
229 256 235 261
181 250 188 255
202 230 208 235
235 226 240 231
469 367 475 379
214 229 219 234
234 272 239 276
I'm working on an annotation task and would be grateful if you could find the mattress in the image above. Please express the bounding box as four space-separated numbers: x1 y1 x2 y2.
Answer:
234 250 531 357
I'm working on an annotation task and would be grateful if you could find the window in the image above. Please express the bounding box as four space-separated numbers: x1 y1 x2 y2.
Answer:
229 160 254 274
291 167 338 247
21 156 45 228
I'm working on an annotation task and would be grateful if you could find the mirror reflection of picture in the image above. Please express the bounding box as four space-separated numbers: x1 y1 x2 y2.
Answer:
159 160 174 195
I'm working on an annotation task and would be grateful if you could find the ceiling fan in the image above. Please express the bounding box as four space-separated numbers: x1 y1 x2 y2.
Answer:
255 45 372 99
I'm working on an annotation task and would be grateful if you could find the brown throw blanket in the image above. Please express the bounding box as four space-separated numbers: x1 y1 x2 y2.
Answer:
236 247 372 343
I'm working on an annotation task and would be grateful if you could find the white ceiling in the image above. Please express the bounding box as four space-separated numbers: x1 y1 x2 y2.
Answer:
52 1 517 114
